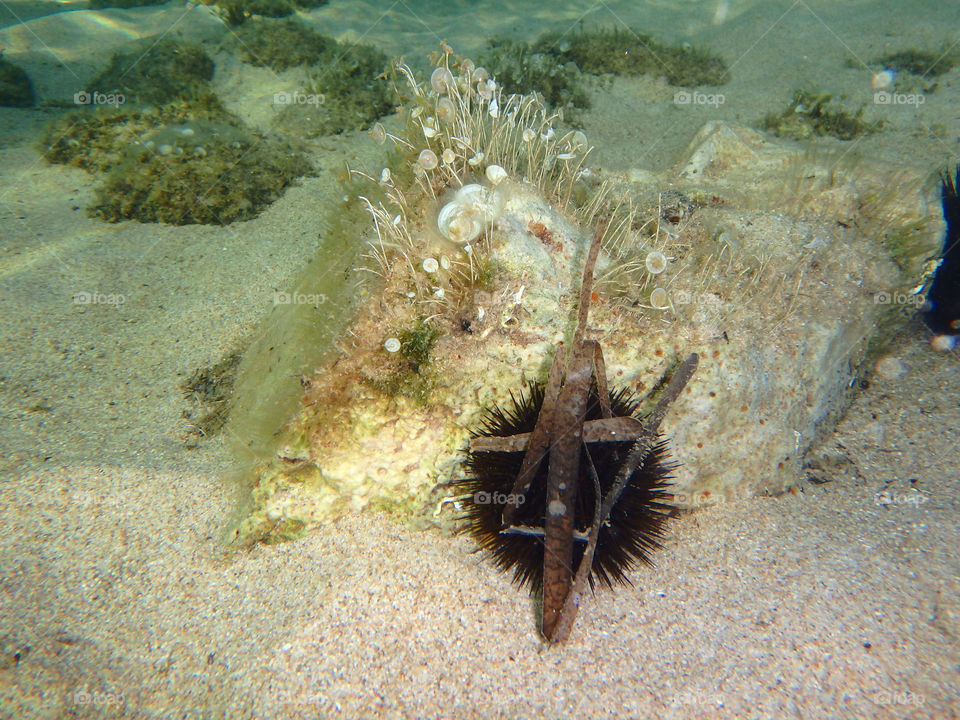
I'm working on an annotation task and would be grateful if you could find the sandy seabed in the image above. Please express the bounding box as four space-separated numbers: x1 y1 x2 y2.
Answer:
1 0 958 718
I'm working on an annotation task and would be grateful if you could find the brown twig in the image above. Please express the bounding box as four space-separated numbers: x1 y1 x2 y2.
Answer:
548 352 699 644
501 344 565 527
541 339 595 639
540 219 608 639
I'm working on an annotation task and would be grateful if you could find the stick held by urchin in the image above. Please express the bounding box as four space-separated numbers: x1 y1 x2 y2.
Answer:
456 216 698 643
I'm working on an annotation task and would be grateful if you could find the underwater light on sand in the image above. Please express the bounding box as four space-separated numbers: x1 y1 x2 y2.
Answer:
871 70 894 89
712 0 731 24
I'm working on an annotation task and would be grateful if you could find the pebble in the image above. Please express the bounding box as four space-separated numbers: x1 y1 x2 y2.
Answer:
874 356 906 379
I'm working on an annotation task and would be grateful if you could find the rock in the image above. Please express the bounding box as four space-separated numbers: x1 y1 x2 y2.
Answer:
230 61 938 540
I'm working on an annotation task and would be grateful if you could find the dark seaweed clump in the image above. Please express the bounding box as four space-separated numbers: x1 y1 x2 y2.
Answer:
234 18 332 70
279 46 393 136
763 90 882 141
43 106 311 225
844 46 960 94
88 0 168 8
213 0 328 25
87 38 215 106
476 27 726 119
89 120 312 225
872 48 959 77
231 18 392 136
479 38 590 112
0 56 35 107
536 26 728 87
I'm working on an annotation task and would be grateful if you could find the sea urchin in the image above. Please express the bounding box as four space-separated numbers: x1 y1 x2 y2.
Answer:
457 380 678 593
449 217 697 643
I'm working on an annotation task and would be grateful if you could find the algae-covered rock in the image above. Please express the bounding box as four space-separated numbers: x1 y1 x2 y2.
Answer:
212 0 328 25
90 118 312 224
40 32 315 226
41 102 223 171
274 42 392 137
41 104 312 225
535 26 728 87
88 37 215 106
229 47 937 544
234 18 332 70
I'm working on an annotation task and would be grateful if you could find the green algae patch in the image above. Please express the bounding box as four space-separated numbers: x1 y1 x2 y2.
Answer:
90 119 312 225
232 18 392 135
221 193 372 544
363 317 443 406
479 38 590 113
211 0 328 25
41 105 312 225
872 47 960 77
763 90 882 141
398 317 442 371
234 18 332 70
536 26 728 87
0 56 35 107
88 0 168 8
89 38 215 106
275 43 393 137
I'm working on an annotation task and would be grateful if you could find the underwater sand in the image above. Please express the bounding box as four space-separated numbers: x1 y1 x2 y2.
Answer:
1 0 959 717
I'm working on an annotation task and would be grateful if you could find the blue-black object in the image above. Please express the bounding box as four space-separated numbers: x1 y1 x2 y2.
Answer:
923 166 960 336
